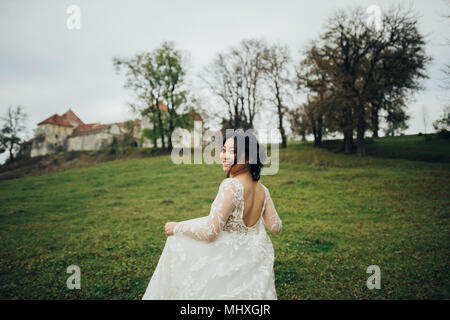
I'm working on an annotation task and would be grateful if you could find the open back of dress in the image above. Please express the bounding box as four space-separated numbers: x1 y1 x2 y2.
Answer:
142 177 282 300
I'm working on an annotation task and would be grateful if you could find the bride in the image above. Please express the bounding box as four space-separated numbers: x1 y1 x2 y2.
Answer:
142 130 282 300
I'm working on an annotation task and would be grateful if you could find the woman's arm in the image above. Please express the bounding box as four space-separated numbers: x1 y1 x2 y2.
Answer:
172 178 238 242
262 188 282 234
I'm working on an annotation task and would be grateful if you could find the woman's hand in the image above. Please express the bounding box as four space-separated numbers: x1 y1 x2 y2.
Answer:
165 222 177 237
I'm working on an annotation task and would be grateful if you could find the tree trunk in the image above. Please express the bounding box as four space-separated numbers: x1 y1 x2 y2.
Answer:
371 104 379 138
343 129 353 154
356 105 366 157
234 101 240 129
9 143 15 161
168 118 174 151
156 110 165 149
356 129 366 156
275 84 287 148
316 115 323 146
278 109 287 148
301 132 306 141
280 126 287 148
342 105 353 154
312 123 318 145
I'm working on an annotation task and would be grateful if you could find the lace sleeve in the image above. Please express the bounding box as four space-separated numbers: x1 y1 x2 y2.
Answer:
173 178 238 242
262 187 282 234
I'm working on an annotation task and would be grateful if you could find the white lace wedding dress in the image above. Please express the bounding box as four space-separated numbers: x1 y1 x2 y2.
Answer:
142 177 282 300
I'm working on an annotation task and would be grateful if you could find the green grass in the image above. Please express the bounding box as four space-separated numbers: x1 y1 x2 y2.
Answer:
322 134 450 163
365 134 450 162
0 142 449 299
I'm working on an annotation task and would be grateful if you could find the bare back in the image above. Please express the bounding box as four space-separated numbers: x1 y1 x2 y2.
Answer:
235 176 266 228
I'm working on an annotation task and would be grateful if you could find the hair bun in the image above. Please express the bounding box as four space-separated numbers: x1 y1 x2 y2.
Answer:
224 129 264 181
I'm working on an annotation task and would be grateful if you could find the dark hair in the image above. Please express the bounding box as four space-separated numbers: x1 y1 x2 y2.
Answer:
222 129 266 181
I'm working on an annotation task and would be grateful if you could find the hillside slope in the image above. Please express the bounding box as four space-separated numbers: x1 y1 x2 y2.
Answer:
0 148 170 181
0 143 449 299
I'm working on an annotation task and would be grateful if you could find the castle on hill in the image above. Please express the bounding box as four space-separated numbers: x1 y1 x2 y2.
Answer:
23 104 203 158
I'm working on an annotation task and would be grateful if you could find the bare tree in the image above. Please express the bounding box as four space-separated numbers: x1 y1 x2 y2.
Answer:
261 43 292 148
202 39 266 131
297 5 430 156
0 105 28 162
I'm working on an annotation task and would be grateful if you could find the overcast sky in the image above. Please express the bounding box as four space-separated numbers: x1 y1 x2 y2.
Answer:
0 0 449 162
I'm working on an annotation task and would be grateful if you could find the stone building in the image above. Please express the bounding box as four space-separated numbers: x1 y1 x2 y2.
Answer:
25 104 203 158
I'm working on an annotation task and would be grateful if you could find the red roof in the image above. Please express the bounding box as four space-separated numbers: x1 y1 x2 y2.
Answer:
38 109 84 127
190 111 203 121
62 109 84 126
36 106 200 136
38 114 73 127
72 121 142 136
153 102 169 112
71 123 112 136
153 103 202 121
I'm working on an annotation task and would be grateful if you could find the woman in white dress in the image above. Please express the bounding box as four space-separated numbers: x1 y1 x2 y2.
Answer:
142 130 282 299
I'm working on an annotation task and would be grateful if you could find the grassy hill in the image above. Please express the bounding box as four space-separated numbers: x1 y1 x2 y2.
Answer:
322 133 450 163
0 147 171 181
0 139 449 299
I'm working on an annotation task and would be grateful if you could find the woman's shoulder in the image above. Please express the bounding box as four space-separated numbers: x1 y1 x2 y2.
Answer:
257 181 270 199
220 177 242 189
221 178 268 195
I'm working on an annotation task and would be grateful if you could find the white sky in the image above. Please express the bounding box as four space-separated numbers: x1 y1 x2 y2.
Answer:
0 0 449 162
